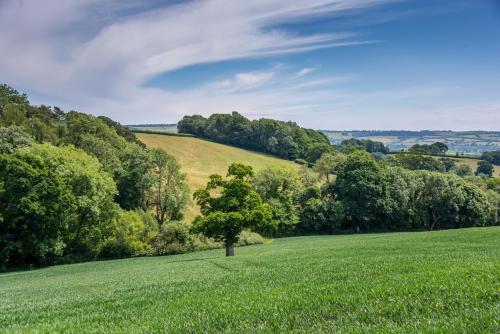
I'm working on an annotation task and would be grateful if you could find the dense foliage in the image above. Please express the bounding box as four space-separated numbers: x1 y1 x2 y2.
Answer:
192 163 274 256
252 151 498 236
340 138 389 153
178 112 331 163
1 83 498 268
476 160 494 177
0 85 193 268
409 142 449 155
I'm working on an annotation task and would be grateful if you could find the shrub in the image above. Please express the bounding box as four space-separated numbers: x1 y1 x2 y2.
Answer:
190 234 222 251
99 210 156 259
153 223 191 255
236 231 265 246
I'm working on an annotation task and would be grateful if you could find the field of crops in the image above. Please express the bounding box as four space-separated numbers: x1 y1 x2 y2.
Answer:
137 133 299 221
1 227 499 333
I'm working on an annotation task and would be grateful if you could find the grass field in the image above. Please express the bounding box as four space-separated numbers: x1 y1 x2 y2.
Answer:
137 133 299 221
451 157 500 176
1 227 499 333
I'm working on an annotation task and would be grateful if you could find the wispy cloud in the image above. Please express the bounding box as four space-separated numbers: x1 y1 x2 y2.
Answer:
295 67 318 78
0 0 388 121
1 0 495 130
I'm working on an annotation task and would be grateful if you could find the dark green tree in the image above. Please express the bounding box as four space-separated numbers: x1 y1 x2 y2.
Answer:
430 142 448 156
0 153 75 268
149 148 189 225
333 151 387 231
476 160 494 177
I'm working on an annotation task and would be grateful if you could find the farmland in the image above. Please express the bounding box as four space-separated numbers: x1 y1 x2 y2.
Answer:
1 227 498 333
323 130 500 155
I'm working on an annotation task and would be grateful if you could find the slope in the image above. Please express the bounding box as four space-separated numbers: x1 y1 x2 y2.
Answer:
1 227 498 333
136 133 299 221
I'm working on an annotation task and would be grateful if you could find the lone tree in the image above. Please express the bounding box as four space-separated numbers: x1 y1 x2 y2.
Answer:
192 163 274 256
476 160 494 177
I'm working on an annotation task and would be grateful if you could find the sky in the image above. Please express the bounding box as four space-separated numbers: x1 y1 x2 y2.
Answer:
1 0 499 130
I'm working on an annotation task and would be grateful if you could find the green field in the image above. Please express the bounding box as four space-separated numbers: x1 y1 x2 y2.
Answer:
137 133 299 221
1 227 499 333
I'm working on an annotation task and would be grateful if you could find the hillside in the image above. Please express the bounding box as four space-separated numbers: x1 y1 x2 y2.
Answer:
1 227 498 333
137 133 299 221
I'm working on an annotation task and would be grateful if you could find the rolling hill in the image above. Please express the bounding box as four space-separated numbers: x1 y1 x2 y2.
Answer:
136 133 299 221
1 227 498 333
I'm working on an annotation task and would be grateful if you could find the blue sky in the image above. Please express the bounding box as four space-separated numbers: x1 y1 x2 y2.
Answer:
1 0 499 130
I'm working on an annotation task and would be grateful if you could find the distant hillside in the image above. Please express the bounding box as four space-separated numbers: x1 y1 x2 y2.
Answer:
137 133 299 221
322 130 500 155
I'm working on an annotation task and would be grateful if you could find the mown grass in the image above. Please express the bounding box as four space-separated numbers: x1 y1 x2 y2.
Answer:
1 227 499 333
137 133 299 221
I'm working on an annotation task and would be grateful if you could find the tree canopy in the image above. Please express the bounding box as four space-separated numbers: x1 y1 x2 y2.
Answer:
192 163 274 256
178 112 331 163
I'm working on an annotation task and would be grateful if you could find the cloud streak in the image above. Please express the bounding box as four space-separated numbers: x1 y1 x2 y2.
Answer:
1 0 496 130
0 0 388 121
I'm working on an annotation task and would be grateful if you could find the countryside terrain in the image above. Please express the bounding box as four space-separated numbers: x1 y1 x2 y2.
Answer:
2 2 500 334
137 133 299 220
1 227 499 333
129 125 500 156
324 130 500 155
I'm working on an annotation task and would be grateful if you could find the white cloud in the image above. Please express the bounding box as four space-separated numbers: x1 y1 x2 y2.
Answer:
2 0 494 130
235 72 274 87
295 67 318 78
0 0 386 122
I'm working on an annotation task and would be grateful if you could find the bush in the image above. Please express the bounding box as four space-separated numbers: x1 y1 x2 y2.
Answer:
236 231 265 246
190 234 222 251
99 210 156 259
153 223 192 255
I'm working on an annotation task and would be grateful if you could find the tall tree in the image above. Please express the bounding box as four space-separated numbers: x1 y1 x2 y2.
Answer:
333 151 387 231
192 163 274 256
476 160 494 177
20 144 119 255
253 166 303 235
313 152 346 182
0 153 75 268
149 148 189 225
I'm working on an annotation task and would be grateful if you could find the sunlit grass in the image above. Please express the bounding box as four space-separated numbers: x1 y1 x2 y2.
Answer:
1 227 499 333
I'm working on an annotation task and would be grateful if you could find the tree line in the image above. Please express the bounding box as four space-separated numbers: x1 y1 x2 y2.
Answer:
190 150 499 256
256 151 498 237
178 112 332 163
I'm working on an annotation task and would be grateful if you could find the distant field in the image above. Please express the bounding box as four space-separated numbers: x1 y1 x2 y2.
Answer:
137 133 299 221
451 157 500 176
323 130 500 155
1 227 498 333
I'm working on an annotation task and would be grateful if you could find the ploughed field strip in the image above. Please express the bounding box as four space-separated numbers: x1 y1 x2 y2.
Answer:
0 227 499 333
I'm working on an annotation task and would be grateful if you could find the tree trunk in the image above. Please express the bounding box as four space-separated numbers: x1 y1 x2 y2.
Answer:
225 243 234 257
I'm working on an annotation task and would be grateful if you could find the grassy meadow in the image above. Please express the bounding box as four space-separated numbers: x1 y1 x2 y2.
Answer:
451 157 500 176
137 133 299 220
1 227 499 333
